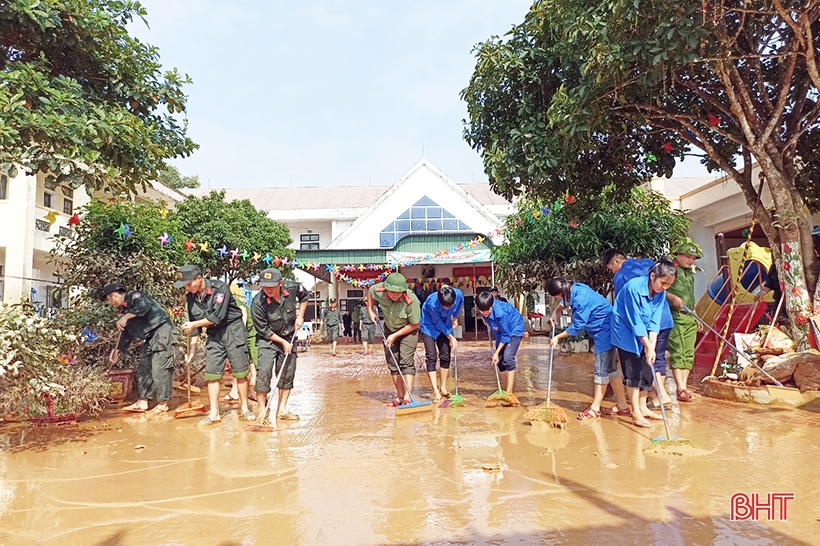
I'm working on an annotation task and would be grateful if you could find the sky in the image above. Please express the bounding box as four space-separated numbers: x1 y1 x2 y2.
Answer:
131 1 712 190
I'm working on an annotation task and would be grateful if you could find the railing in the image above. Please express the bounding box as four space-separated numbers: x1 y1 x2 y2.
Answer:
35 219 50 232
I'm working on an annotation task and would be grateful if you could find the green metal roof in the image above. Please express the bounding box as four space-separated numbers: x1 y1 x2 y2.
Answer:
295 233 492 265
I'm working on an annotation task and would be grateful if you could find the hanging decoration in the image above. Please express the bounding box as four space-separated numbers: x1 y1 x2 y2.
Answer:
114 223 133 239
44 210 59 225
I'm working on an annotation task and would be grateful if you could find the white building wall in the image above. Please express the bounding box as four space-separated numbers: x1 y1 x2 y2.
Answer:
329 162 502 249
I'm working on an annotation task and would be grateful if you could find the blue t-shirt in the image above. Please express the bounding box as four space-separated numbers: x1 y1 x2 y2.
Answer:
420 288 464 338
483 300 525 344
565 283 613 354
614 258 674 331
611 276 666 355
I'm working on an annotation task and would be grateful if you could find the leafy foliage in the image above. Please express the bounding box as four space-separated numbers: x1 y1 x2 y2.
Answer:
464 0 820 342
175 190 294 281
158 164 200 189
494 186 689 295
0 0 197 195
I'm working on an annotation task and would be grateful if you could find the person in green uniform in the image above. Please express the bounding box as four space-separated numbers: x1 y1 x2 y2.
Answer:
176 264 253 426
351 303 362 344
104 283 177 414
366 272 421 406
225 283 258 402
360 302 377 355
252 268 310 422
325 298 341 356
666 238 703 402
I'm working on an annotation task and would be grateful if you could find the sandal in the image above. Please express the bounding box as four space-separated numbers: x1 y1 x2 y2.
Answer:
147 404 169 415
677 389 692 402
440 390 451 398
577 407 601 420
242 410 256 421
632 419 652 428
278 412 300 420
390 397 402 407
222 394 239 403
197 416 221 427
601 406 631 417
122 403 147 413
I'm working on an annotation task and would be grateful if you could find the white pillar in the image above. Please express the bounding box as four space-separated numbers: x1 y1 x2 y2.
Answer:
1 172 36 303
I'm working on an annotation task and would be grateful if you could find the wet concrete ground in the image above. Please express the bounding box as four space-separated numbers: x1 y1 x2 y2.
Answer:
0 338 818 545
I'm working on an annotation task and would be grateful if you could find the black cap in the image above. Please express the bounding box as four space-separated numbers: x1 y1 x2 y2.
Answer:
101 283 127 299
329 297 337 303
490 286 499 292
259 268 282 287
174 264 202 288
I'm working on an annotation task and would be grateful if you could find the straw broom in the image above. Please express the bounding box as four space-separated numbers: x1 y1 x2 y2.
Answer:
525 324 566 428
485 331 517 407
174 337 207 419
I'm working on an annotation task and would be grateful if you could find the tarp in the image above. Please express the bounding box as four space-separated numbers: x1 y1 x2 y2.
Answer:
387 248 492 264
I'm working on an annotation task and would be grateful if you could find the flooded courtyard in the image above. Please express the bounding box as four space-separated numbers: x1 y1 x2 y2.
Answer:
0 338 818 545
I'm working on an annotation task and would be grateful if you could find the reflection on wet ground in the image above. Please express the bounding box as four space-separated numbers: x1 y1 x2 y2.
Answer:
0 338 818 545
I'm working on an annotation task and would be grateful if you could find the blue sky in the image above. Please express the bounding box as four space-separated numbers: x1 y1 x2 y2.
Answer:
131 1 710 189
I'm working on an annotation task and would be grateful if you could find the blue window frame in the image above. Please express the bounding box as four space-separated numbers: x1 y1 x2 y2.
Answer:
379 196 473 247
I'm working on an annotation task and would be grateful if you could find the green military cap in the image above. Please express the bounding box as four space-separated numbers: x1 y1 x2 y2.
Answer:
672 237 703 259
382 272 408 292
174 264 202 288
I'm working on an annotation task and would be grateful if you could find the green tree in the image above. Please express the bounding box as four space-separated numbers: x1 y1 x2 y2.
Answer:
495 186 689 296
463 0 820 341
158 165 200 189
174 190 294 281
0 0 197 196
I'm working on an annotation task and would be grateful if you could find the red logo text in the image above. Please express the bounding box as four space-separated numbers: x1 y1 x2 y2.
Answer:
730 493 794 521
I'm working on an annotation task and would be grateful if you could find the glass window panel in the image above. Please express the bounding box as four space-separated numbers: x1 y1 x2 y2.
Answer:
443 209 455 218
411 219 426 231
427 207 441 218
381 221 395 232
443 219 459 230
380 233 395 247
426 219 442 231
398 209 411 219
395 233 410 244
396 219 410 231
414 196 438 207
458 221 472 230
410 207 425 219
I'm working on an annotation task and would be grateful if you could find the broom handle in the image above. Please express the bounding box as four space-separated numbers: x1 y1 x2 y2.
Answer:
548 323 555 405
185 336 192 405
453 347 458 394
654 371 672 439
260 331 297 420
762 294 784 349
489 330 503 391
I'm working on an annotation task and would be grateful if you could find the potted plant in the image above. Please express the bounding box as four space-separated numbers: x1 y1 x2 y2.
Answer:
0 303 111 424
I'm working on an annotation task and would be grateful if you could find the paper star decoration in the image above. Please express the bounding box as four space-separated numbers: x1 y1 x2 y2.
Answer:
646 153 657 163
663 142 673 152
44 210 59 225
199 241 209 252
230 248 240 259
185 239 196 252
281 257 289 266
218 245 229 258
708 113 720 126
253 253 262 262
241 250 250 260
158 207 169 218
115 223 130 239
569 220 579 228
158 233 172 247
263 253 273 264
68 213 81 227
565 194 576 204
81 328 98 344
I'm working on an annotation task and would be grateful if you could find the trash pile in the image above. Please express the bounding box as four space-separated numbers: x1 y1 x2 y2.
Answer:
721 326 820 391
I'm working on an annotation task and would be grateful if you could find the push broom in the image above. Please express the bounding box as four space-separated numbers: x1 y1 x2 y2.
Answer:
244 332 297 432
439 347 465 408
524 323 567 428
684 306 803 402
174 338 207 419
486 330 518 407
645 370 693 454
374 320 432 416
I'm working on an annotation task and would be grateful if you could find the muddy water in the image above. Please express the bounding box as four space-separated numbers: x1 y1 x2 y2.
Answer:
0 339 818 545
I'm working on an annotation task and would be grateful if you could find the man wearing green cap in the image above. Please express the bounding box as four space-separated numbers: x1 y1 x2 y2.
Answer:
366 272 421 406
176 264 253 425
666 238 703 402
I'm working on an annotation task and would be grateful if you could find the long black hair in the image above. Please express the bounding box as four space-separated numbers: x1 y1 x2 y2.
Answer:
546 277 573 308
649 260 677 281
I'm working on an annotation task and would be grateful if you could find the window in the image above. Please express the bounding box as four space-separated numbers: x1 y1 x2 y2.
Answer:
43 192 53 208
0 174 7 200
300 233 319 250
300 234 319 242
379 196 473 247
347 290 364 298
300 242 319 250
61 186 73 198
63 198 73 215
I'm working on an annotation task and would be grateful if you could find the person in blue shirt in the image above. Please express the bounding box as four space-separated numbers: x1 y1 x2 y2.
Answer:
603 249 674 408
476 291 525 396
547 278 629 420
611 261 677 428
420 284 464 400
